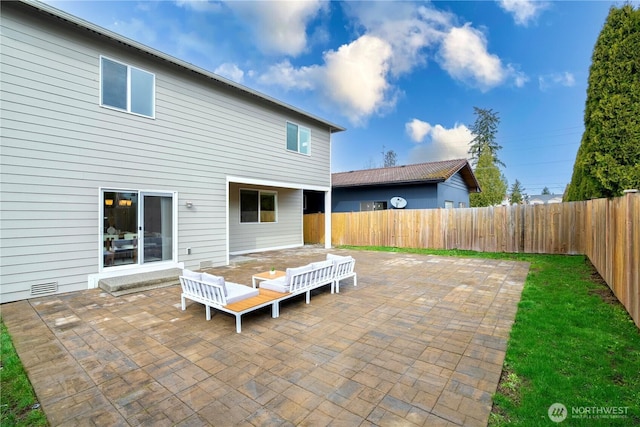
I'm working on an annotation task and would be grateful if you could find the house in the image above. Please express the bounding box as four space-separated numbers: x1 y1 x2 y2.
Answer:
0 0 344 303
331 159 480 212
528 194 563 205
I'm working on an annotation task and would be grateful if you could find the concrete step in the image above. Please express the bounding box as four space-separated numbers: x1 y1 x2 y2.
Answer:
99 268 182 297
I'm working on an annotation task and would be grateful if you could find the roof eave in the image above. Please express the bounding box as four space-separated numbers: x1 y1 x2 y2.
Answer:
449 161 482 193
332 179 445 188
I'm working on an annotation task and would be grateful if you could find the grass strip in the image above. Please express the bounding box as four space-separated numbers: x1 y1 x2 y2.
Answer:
342 246 640 426
0 318 48 426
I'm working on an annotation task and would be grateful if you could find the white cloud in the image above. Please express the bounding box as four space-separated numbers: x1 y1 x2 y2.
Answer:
259 35 396 126
256 3 455 126
497 0 549 26
257 2 525 125
226 1 327 56
344 2 453 76
258 60 319 91
406 119 432 142
214 63 245 83
407 121 473 163
323 35 395 125
512 68 530 87
538 71 576 91
438 24 524 91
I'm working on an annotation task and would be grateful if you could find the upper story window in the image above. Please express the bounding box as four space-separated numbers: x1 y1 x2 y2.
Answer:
100 56 155 118
286 122 310 155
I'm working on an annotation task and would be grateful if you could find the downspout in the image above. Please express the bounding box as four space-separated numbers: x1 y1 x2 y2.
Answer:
325 189 332 249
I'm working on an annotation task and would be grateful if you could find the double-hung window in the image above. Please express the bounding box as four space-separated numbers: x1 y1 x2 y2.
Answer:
100 56 155 118
286 122 310 154
240 189 277 223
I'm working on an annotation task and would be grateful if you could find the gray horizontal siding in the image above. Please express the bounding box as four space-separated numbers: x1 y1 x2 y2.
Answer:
0 3 334 302
228 184 303 254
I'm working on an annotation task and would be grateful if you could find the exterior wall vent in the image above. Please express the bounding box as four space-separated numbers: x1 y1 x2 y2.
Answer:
31 282 58 296
199 260 213 269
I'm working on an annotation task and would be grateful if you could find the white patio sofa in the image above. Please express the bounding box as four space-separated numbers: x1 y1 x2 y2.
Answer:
259 259 335 315
326 253 357 293
180 270 277 333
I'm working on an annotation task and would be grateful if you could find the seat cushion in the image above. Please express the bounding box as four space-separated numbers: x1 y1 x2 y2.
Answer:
259 277 289 293
310 260 333 270
285 264 314 285
225 282 259 303
327 254 354 268
182 269 202 281
201 273 227 296
327 253 351 262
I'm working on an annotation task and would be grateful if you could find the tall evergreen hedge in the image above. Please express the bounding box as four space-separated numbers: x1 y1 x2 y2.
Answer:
566 5 640 201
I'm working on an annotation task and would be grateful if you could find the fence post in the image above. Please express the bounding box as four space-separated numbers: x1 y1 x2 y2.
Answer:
623 190 639 327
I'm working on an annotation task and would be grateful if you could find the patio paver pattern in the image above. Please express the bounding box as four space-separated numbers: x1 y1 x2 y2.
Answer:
1 248 529 426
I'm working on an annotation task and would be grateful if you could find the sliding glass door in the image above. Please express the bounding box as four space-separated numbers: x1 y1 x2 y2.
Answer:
141 192 173 263
102 190 174 267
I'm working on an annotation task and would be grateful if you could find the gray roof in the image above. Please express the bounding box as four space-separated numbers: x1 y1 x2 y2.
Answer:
17 0 345 133
332 159 481 192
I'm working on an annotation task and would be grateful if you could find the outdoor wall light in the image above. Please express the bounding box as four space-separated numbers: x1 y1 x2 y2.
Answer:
186 201 193 208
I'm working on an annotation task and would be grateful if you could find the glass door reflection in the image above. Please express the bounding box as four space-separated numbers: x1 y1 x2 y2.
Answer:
142 193 173 263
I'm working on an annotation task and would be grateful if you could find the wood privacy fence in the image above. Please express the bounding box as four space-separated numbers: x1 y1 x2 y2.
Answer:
304 193 639 328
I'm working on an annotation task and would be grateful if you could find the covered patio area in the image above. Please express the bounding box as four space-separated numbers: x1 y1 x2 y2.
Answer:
1 247 529 426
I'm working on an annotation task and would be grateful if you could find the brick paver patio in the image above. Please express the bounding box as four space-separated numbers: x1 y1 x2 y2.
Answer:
1 248 529 426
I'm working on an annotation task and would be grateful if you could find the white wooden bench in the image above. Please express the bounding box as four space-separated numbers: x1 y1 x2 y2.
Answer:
259 259 335 316
180 271 278 333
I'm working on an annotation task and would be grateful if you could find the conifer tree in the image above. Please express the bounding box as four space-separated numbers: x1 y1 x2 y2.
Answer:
468 107 504 167
566 5 640 201
468 107 507 206
509 179 526 204
470 151 508 207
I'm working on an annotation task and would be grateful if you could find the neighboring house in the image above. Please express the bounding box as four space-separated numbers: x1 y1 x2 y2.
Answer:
331 159 480 212
0 0 343 303
528 194 563 205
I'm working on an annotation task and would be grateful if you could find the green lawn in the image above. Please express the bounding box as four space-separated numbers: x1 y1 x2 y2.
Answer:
0 320 48 426
343 246 640 426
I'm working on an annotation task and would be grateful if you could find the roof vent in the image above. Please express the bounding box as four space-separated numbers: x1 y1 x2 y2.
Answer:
31 282 58 296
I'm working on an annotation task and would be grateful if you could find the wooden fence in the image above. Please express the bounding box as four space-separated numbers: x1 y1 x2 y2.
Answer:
304 193 639 328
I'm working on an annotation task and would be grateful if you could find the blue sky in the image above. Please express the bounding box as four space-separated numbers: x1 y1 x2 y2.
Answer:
48 0 626 195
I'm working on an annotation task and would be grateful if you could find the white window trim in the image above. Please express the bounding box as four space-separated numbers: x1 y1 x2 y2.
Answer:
286 121 311 155
98 187 178 271
100 56 156 119
239 188 278 224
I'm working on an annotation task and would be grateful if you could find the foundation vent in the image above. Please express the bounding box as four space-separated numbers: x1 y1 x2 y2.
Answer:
31 282 58 296
199 260 213 269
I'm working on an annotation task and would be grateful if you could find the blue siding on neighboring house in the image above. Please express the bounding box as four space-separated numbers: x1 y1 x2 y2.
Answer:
437 173 470 208
332 171 471 212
